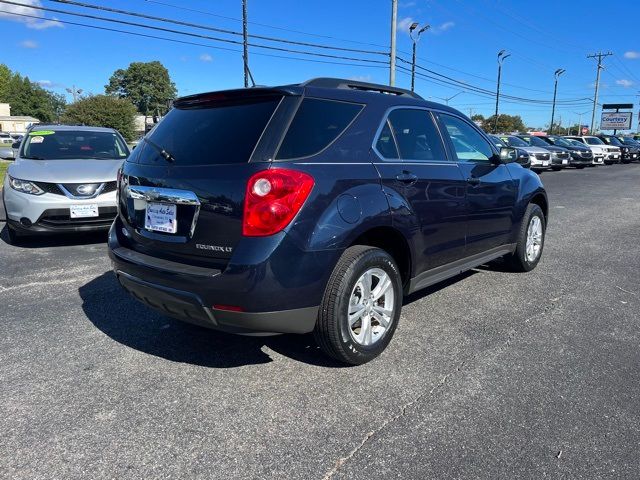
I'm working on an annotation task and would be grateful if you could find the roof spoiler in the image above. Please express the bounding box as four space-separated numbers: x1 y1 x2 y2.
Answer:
301 77 423 99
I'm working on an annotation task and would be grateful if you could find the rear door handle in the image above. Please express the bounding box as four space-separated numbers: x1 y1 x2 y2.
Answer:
466 177 480 186
396 172 418 184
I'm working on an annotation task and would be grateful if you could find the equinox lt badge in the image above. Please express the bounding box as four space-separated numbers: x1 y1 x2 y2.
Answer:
196 244 233 253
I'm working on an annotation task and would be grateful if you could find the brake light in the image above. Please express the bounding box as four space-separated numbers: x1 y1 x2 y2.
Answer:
243 168 314 236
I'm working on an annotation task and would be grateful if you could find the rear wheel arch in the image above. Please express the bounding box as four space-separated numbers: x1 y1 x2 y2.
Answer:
349 226 412 288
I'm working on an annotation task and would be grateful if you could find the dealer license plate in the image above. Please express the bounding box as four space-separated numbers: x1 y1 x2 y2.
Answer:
70 203 99 218
145 202 177 233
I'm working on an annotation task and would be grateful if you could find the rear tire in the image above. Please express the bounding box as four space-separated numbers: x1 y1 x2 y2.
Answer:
576 165 585 169
314 246 402 365
504 203 545 272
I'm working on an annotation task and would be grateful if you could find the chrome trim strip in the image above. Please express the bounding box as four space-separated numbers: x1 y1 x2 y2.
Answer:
127 185 200 205
127 185 201 237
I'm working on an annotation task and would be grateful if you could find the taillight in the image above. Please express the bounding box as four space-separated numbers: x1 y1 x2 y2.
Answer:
243 168 314 237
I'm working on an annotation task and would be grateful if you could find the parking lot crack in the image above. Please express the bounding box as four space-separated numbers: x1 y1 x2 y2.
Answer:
321 362 466 480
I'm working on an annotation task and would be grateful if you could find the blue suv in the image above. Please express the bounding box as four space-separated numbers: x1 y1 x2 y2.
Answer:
108 78 548 364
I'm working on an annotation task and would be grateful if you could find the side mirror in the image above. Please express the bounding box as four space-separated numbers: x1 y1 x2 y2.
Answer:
11 142 20 149
498 146 517 163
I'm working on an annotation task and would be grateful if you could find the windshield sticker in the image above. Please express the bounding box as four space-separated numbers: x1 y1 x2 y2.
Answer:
29 130 55 136
30 136 45 144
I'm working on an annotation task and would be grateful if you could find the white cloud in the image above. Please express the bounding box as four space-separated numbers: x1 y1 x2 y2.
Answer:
36 79 51 86
431 21 455 34
0 0 64 30
616 79 634 88
623 51 640 59
199 53 213 62
19 39 37 48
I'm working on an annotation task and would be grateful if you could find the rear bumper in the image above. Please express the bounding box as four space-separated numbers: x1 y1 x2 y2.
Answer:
115 270 318 335
108 217 335 334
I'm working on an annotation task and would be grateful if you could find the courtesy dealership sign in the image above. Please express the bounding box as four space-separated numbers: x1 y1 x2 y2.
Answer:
600 112 632 130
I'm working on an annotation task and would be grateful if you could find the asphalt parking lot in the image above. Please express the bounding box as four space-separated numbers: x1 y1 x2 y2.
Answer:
1 164 639 479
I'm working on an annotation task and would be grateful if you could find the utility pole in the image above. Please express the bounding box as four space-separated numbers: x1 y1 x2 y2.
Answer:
409 22 430 92
242 0 249 88
573 110 589 135
389 0 397 86
494 50 510 133
587 51 613 134
549 68 565 134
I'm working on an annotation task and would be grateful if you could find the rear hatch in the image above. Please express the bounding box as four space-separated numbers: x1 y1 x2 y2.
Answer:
119 89 297 267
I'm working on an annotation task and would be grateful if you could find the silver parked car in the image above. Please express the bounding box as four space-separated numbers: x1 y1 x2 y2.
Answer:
2 125 129 244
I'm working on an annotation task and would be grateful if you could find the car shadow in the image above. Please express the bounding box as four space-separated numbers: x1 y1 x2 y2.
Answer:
78 271 347 369
0 224 107 248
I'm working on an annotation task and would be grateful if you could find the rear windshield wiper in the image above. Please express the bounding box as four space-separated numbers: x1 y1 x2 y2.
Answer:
143 137 175 163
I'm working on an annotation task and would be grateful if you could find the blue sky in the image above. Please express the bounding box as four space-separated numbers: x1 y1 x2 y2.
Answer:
1 0 639 129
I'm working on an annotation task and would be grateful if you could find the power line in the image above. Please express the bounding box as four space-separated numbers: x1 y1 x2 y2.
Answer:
0 10 388 70
49 0 388 56
139 0 390 49
0 1 388 64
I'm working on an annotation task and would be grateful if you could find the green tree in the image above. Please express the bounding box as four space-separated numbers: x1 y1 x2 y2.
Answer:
483 114 526 134
470 114 485 124
105 61 177 116
0 64 65 122
62 95 137 140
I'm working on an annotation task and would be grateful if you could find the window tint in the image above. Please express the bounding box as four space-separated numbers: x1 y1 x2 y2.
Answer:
276 98 362 159
585 137 604 145
375 121 399 159
385 109 446 160
439 114 493 162
21 130 128 160
140 96 281 165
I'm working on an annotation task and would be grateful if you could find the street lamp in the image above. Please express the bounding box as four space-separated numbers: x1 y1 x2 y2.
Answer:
494 50 510 133
409 22 430 92
572 110 590 135
549 68 565 134
433 91 464 105
65 85 83 103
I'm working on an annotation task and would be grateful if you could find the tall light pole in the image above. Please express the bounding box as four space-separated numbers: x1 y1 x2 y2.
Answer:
433 91 464 105
494 50 510 133
65 85 83 103
549 68 565 134
389 0 397 86
409 23 430 92
572 110 590 135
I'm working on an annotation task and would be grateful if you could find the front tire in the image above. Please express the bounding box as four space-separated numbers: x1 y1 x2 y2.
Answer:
314 246 402 365
5 224 21 245
504 203 545 272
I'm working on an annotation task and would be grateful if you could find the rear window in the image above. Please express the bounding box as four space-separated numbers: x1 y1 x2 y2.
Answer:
275 98 362 159
139 97 281 165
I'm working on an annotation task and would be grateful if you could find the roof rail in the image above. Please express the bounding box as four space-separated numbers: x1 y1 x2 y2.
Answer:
301 77 423 99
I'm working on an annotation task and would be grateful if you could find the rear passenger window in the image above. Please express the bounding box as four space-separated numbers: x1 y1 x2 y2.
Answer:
276 98 363 159
384 109 446 161
439 114 494 162
375 121 399 159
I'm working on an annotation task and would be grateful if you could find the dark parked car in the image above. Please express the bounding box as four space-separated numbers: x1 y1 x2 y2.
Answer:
537 135 592 168
109 78 548 364
517 135 571 171
608 135 640 163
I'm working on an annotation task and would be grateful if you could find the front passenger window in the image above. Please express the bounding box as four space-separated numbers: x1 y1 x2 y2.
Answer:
439 114 494 162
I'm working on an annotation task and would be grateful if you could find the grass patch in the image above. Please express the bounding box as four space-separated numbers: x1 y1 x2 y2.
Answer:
0 161 9 186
